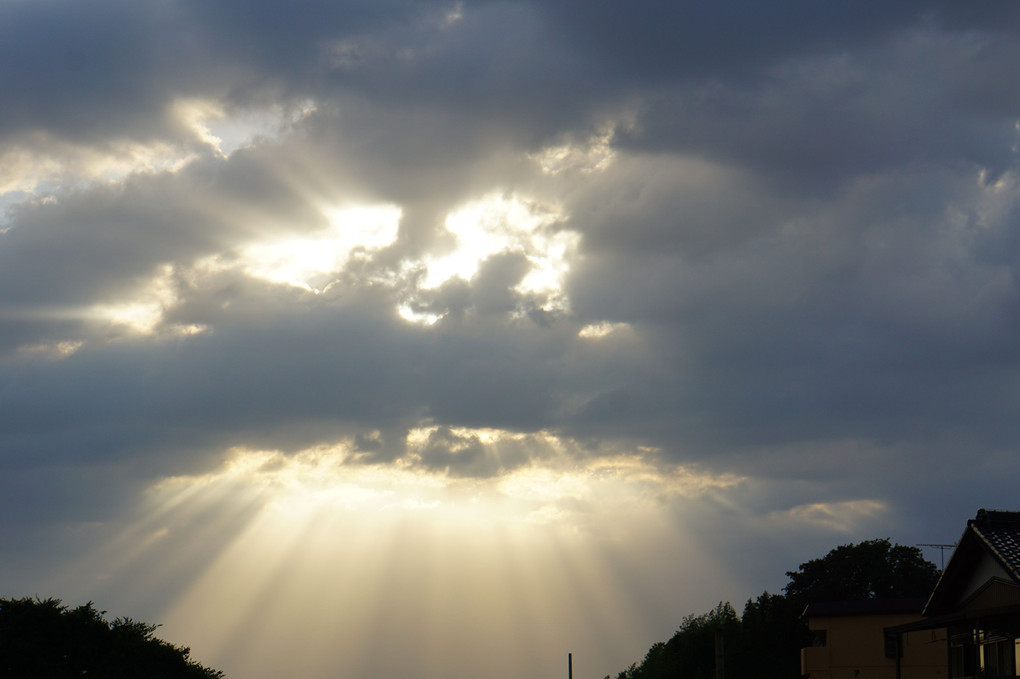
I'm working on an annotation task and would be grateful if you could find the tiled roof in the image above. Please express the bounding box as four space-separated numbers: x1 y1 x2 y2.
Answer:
969 509 1020 582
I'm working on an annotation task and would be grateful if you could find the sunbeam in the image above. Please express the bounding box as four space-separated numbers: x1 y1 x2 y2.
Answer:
47 441 750 679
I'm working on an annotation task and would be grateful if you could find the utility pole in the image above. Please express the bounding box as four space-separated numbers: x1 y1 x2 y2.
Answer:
568 653 573 679
715 629 724 679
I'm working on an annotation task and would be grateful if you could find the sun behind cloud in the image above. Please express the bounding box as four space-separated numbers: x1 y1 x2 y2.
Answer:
239 203 402 292
400 192 578 323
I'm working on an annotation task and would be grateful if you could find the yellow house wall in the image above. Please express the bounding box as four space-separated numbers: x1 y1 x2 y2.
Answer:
803 613 947 679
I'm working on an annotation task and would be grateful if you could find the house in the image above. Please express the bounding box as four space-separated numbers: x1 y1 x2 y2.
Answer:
891 508 1020 679
801 598 947 679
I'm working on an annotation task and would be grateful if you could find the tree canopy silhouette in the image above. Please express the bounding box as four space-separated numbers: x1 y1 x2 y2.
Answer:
0 597 225 679
784 538 940 605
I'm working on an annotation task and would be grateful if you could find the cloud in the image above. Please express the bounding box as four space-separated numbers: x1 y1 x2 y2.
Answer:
622 24 1020 193
3 0 1018 498
5 3 1020 678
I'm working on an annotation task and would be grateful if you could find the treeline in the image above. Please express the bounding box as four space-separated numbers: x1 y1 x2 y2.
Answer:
0 597 225 678
607 539 941 679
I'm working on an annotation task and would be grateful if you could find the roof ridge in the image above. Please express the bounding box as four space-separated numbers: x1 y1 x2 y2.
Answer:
973 508 1020 525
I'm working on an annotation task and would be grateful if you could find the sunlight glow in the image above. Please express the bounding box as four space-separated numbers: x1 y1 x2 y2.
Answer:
14 340 84 360
99 302 166 333
407 424 529 448
175 97 319 158
57 434 753 679
401 192 578 322
240 204 401 291
442 2 464 26
423 194 567 290
0 136 196 197
397 303 443 325
88 264 180 334
579 321 630 338
174 99 226 152
774 499 888 532
0 96 310 198
147 432 746 538
529 126 616 175
55 264 211 340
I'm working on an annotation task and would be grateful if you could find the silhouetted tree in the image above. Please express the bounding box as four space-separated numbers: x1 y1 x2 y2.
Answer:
729 591 805 679
0 597 225 679
784 538 940 606
609 602 738 679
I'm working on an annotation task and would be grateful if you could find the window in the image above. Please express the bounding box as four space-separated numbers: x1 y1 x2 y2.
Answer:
884 632 901 659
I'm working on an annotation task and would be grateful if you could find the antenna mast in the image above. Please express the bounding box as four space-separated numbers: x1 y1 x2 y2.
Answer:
917 543 955 570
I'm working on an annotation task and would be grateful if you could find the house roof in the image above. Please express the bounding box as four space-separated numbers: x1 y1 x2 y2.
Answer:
968 509 1020 581
923 508 1020 617
803 598 927 619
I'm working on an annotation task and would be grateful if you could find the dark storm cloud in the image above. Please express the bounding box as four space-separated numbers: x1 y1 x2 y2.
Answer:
538 1 1020 81
567 159 1020 456
0 0 588 154
4 0 1016 154
621 27 1020 192
0 1 176 142
0 291 617 468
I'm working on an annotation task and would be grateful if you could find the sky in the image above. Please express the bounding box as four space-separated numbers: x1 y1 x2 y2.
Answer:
2 1 1020 677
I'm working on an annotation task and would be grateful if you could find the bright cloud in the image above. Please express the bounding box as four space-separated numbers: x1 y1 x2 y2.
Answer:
774 500 890 533
398 192 579 322
423 193 569 290
238 204 401 291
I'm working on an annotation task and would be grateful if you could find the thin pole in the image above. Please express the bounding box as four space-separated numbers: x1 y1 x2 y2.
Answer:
715 629 724 679
568 653 573 679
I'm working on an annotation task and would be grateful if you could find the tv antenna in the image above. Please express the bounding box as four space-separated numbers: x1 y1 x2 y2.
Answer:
917 543 955 570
